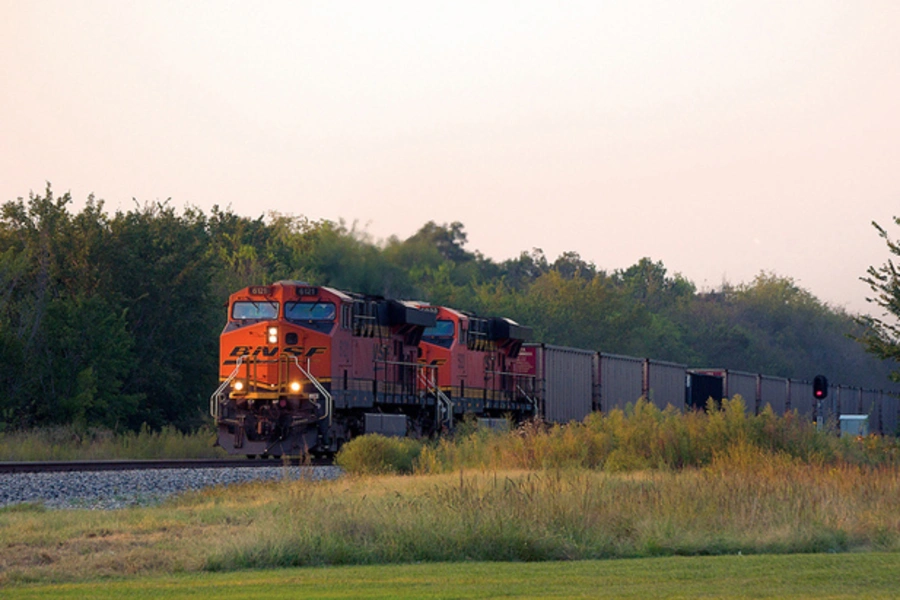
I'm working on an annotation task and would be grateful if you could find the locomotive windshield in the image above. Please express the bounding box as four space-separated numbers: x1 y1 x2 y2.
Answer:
232 301 279 320
285 301 336 322
423 319 454 338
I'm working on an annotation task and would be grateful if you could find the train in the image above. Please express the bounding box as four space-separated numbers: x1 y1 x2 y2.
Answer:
210 280 899 457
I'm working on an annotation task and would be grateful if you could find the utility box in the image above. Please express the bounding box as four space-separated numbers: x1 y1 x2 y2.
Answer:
839 415 869 437
477 417 510 432
365 413 408 437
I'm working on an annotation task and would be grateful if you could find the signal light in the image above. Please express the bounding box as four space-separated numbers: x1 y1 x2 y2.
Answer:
813 375 828 399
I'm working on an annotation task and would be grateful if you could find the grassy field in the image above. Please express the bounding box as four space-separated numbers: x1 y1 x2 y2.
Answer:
2 455 899 585
5 553 900 599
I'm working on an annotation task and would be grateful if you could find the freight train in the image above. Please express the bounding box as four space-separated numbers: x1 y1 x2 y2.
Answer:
211 281 899 457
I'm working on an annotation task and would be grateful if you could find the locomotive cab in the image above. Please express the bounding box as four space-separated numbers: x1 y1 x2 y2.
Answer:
212 282 344 457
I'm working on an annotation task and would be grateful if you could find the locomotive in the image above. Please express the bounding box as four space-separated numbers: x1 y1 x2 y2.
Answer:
210 281 533 457
412 302 535 426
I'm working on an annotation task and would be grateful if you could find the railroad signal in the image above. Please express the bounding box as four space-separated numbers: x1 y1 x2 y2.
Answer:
813 375 828 399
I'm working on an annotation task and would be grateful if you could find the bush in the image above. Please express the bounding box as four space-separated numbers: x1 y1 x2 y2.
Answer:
335 434 423 474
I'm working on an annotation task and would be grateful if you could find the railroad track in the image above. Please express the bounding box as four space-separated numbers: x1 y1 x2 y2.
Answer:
0 456 332 474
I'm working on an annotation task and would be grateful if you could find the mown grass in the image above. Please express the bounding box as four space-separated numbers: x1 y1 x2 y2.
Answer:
6 553 900 599
0 424 226 461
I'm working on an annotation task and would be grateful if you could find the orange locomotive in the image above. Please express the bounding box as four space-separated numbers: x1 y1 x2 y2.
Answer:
415 304 535 428
211 281 436 457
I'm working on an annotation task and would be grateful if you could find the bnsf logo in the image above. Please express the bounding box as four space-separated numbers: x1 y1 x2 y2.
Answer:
228 346 326 358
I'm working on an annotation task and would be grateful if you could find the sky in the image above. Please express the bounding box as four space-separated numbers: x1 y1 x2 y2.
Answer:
2 1 899 316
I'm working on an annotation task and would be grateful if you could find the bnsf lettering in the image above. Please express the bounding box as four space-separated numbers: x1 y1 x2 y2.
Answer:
228 346 327 357
252 347 280 357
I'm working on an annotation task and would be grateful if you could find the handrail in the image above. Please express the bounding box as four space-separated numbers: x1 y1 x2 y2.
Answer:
418 367 454 430
290 355 333 425
484 370 538 412
516 383 538 413
210 356 244 419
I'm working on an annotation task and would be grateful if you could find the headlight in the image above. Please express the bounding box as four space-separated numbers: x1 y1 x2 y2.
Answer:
290 381 301 393
233 381 245 392
267 326 278 344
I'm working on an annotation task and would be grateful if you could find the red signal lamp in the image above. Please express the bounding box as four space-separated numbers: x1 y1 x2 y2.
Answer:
813 375 828 400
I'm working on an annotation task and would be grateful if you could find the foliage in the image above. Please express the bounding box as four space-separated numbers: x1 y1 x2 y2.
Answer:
858 218 900 380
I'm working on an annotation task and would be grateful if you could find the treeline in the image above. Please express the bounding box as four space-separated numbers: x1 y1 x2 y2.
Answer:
0 186 893 432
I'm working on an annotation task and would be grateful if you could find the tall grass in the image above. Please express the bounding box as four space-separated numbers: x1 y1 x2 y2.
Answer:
337 398 900 475
0 424 227 461
207 454 900 570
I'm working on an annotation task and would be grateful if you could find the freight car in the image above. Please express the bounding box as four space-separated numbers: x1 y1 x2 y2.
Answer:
211 282 900 457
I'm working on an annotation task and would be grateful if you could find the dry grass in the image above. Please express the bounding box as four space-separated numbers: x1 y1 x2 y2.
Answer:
211 448 900 570
0 424 226 461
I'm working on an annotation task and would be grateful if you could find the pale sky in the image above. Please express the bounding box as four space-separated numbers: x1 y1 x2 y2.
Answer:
2 1 899 315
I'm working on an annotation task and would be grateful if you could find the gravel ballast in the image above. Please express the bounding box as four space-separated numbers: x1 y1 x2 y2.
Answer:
0 466 342 510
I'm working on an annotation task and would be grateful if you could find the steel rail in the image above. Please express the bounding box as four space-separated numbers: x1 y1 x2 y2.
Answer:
0 457 332 474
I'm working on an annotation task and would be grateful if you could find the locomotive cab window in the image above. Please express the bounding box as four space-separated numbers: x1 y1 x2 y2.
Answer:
285 301 336 322
232 301 279 321
423 319 455 348
423 319 454 338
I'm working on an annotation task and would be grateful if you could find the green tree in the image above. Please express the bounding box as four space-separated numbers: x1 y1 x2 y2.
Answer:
858 218 900 380
101 202 219 429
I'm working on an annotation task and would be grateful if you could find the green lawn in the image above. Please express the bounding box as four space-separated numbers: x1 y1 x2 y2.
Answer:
5 553 899 599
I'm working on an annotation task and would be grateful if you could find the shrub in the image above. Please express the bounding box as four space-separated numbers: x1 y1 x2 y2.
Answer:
335 434 423 474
